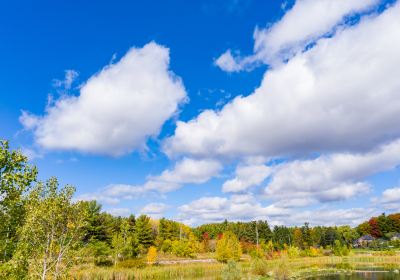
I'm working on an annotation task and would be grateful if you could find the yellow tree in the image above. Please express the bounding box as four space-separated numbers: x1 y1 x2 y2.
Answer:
146 246 157 265
216 231 242 263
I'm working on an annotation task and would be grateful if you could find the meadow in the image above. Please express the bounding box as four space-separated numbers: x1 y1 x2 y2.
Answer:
70 252 400 280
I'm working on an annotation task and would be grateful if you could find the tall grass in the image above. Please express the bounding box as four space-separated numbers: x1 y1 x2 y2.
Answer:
71 254 400 280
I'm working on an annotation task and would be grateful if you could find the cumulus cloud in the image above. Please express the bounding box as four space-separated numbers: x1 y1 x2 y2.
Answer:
178 194 374 226
53 70 79 90
285 208 377 227
264 140 400 205
140 203 170 215
20 42 187 156
222 164 271 192
178 194 290 224
215 0 378 71
165 3 400 160
214 50 257 72
105 207 131 217
76 158 222 204
377 187 400 211
75 192 121 205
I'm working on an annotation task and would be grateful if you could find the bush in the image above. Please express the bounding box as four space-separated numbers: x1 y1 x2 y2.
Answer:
251 257 269 276
249 248 264 259
333 240 349 256
261 240 275 259
171 236 199 258
287 246 300 258
161 239 173 253
116 258 146 269
216 231 242 263
94 257 113 267
146 246 158 264
273 258 291 280
222 260 241 280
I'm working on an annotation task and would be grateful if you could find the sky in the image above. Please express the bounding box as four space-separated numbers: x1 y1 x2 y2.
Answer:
1 0 400 227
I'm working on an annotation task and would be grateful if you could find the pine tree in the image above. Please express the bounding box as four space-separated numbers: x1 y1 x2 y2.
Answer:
135 215 154 249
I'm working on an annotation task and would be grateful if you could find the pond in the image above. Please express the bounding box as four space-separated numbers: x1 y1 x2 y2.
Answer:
308 272 400 280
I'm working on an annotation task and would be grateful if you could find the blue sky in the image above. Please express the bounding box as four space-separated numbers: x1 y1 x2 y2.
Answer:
1 0 400 226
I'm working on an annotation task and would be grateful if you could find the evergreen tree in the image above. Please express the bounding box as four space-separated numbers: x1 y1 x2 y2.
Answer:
301 223 311 248
135 215 154 249
258 220 272 241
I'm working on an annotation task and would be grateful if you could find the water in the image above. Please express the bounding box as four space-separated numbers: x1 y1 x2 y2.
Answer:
308 272 400 280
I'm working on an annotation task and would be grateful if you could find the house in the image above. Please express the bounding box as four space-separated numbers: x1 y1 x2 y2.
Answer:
353 234 375 248
391 233 400 241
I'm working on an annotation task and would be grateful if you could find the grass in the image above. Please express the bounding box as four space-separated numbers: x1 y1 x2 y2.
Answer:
71 252 400 280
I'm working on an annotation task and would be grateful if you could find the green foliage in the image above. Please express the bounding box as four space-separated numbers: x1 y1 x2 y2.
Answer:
13 178 87 279
161 239 173 253
87 240 112 258
216 231 242 263
159 218 180 241
333 240 349 256
250 256 269 276
272 226 292 249
171 234 199 258
222 260 241 280
135 215 154 249
81 200 115 244
0 140 37 262
273 258 291 280
115 258 145 269
287 246 300 258
249 248 264 259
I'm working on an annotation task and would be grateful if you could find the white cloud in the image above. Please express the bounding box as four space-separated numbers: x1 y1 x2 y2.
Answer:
253 0 378 65
75 193 121 205
140 203 170 214
76 158 222 205
53 70 79 90
215 0 378 71
222 164 271 192
165 3 400 160
286 208 377 227
178 195 291 224
20 42 187 156
178 194 376 226
264 140 400 205
146 158 222 192
377 187 400 211
20 147 43 161
214 50 257 73
105 207 131 217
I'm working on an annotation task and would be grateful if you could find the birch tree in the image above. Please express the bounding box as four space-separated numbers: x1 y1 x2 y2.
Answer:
15 177 87 279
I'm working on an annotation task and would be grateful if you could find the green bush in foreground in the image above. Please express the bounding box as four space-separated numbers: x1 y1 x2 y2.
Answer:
222 260 241 280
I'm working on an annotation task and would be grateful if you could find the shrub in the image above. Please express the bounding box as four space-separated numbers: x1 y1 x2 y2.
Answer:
171 235 199 258
333 240 349 256
273 258 291 280
161 239 173 253
146 246 158 264
222 260 241 280
287 246 300 258
94 257 113 267
249 248 264 259
116 258 146 269
262 240 275 259
216 231 242 263
251 257 269 276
